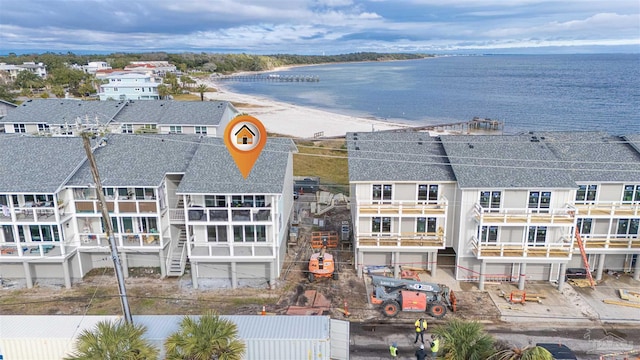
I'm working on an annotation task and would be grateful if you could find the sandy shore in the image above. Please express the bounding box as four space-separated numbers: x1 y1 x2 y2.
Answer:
198 78 412 138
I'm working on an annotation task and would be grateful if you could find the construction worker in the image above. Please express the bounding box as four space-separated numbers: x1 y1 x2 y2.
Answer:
414 318 428 344
415 343 427 360
389 342 398 359
429 334 440 358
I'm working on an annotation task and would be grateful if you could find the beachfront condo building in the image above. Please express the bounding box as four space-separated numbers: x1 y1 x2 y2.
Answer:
347 131 640 290
0 134 296 289
0 99 239 137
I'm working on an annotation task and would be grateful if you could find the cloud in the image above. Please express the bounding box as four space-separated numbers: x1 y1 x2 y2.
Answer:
0 0 638 54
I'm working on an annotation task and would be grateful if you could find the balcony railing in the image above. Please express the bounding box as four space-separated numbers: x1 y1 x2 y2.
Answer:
75 200 157 214
0 242 62 257
574 202 640 217
470 235 573 259
79 232 162 247
8 206 57 222
190 242 274 258
473 203 576 225
357 231 445 248
579 233 640 250
358 198 448 216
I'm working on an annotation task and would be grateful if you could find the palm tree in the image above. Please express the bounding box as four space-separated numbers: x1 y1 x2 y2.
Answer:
490 344 553 360
65 320 158 360
195 84 209 101
165 311 245 360
157 84 170 100
433 319 495 360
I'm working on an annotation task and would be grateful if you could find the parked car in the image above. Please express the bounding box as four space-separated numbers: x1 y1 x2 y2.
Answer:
536 343 578 360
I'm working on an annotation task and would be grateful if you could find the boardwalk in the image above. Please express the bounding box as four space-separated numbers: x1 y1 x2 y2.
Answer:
213 74 320 82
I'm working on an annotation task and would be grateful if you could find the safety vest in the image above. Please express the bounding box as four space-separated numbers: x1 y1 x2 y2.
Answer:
415 319 427 332
389 345 398 356
431 338 440 352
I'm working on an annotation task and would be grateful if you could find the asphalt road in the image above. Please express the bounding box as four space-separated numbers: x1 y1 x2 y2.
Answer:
349 322 640 360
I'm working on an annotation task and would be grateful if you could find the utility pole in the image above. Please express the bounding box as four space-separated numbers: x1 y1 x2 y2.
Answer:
81 132 133 323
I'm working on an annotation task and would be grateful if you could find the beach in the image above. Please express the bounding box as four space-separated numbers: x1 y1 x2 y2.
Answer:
199 77 412 138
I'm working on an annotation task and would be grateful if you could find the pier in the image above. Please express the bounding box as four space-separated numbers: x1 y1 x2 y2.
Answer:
213 74 320 82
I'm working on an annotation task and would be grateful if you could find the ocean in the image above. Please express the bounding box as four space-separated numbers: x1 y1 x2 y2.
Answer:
223 54 640 135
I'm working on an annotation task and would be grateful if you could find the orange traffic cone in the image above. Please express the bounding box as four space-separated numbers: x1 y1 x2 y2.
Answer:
261 305 266 316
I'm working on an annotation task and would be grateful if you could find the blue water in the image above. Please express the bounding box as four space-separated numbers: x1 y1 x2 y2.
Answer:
223 54 640 135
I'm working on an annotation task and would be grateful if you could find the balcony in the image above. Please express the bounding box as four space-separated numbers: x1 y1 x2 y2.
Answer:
10 206 56 222
580 234 640 251
358 198 448 216
574 202 640 217
470 236 573 259
357 231 445 248
186 207 272 223
0 242 63 258
473 203 575 225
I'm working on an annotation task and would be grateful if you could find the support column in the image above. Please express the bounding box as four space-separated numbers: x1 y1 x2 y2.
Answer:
478 261 486 291
231 262 237 289
558 263 567 291
633 255 640 281
393 252 400 278
191 261 198 289
431 251 438 278
62 261 71 289
159 252 167 278
518 263 527 290
23 262 33 289
357 251 364 278
269 262 276 289
595 254 606 281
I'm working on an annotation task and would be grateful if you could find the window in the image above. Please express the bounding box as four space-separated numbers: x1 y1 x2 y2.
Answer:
14 124 26 133
577 218 592 234
195 126 207 135
372 217 391 233
617 219 639 238
418 184 439 203
169 126 182 134
233 225 266 242
527 226 547 246
528 191 551 213
575 184 597 203
622 185 640 203
207 225 228 242
215 195 227 208
143 124 157 130
479 226 498 243
37 124 50 132
372 184 392 203
29 225 60 242
416 217 437 233
479 191 501 212
255 195 266 207
121 124 133 134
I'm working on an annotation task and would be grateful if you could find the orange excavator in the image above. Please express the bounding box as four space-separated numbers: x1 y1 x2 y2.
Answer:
307 231 339 282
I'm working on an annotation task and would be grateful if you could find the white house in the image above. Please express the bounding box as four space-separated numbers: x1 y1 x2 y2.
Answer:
98 72 160 101
0 62 47 80
83 61 112 74
0 99 239 137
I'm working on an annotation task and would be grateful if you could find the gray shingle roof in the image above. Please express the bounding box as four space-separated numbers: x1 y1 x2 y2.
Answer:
177 137 295 194
67 134 200 187
440 134 576 189
0 99 126 125
112 100 235 125
0 135 86 193
347 131 455 182
530 131 640 182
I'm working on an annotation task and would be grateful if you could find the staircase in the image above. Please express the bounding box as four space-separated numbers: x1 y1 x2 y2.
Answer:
166 226 187 277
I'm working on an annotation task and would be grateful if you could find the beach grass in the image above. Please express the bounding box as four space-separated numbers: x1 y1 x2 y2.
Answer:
172 93 201 101
293 139 349 194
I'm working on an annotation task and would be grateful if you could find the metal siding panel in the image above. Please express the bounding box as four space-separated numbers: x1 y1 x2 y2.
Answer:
330 319 350 360
0 339 75 360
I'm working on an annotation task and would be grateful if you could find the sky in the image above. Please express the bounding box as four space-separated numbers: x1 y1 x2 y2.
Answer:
1 0 639 55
